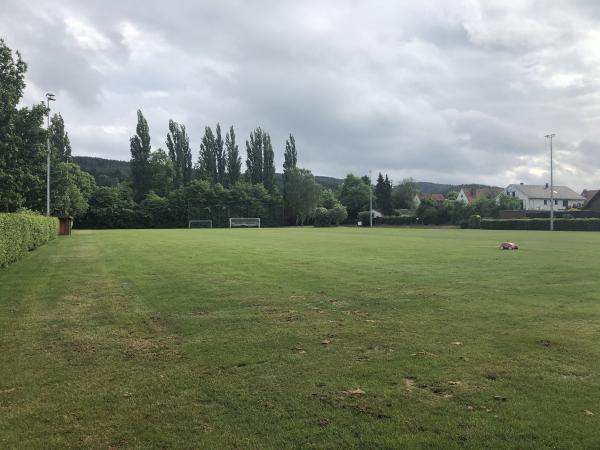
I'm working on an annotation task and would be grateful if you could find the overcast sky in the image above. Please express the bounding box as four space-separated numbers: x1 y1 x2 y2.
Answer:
3 0 600 189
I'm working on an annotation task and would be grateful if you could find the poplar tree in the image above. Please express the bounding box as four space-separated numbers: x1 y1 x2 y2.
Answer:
166 120 192 188
245 127 263 184
262 132 275 192
198 126 217 183
225 125 241 186
129 110 151 201
215 123 225 185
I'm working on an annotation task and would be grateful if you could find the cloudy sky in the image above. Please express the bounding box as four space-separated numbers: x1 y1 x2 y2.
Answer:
3 0 600 189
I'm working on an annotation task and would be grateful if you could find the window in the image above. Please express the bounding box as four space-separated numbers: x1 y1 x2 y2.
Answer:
563 200 568 207
544 199 547 205
554 199 558 205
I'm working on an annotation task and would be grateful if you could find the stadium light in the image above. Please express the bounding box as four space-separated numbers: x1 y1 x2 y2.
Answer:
369 169 373 228
544 133 556 231
46 92 56 216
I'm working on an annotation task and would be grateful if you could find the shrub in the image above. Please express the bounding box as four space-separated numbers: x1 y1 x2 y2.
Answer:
313 207 332 227
468 214 481 229
357 211 372 226
481 218 600 231
0 213 58 268
330 204 348 226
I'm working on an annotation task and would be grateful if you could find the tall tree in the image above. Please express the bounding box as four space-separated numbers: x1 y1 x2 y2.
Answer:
215 123 225 185
284 168 320 225
245 127 263 185
197 126 217 183
225 126 241 186
147 148 174 197
49 114 71 162
374 172 393 215
283 134 297 174
129 110 152 201
166 120 192 188
262 132 275 192
0 39 47 212
338 174 371 220
392 178 417 209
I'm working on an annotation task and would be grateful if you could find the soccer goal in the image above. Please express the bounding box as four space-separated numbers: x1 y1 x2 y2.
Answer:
189 220 213 229
229 218 261 228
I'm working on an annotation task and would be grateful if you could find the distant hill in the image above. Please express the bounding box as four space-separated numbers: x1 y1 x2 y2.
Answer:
73 155 498 193
73 156 130 187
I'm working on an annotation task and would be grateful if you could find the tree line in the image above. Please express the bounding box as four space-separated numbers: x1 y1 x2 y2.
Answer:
0 37 516 229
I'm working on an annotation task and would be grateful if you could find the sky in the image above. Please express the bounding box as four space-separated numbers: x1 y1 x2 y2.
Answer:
3 0 600 190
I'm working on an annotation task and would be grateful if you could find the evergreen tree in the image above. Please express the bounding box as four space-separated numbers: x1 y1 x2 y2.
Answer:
262 132 275 192
129 110 151 201
198 126 217 183
383 174 393 215
375 173 393 215
215 123 225 185
245 127 263 184
225 126 241 186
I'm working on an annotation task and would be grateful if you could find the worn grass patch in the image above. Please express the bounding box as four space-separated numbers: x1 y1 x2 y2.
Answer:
1 227 600 449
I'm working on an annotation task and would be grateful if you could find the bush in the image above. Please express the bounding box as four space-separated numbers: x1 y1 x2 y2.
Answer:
468 214 481 229
313 207 332 227
330 204 348 226
0 213 58 268
481 218 600 231
357 211 372 226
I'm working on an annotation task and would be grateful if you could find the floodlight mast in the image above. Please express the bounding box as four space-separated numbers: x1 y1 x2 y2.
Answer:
369 169 373 228
46 93 56 216
545 133 556 231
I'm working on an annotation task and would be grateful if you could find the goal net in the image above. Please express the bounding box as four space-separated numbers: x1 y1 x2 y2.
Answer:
189 220 213 229
229 218 261 228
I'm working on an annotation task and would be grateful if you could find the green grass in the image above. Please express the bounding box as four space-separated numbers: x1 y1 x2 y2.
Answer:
1 228 599 449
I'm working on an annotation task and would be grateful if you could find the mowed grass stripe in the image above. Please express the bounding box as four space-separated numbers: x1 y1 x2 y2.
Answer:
1 228 599 449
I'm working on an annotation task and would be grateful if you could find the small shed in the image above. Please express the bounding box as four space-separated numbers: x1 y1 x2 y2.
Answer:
58 216 73 236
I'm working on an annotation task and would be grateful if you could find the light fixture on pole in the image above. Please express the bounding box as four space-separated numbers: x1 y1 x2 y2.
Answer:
544 133 556 231
369 169 373 228
45 93 55 216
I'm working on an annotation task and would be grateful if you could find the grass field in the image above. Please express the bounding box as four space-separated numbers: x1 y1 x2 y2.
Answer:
1 228 599 449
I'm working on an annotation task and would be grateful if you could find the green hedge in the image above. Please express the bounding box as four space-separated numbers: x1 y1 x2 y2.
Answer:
0 213 58 268
358 212 416 226
481 218 600 231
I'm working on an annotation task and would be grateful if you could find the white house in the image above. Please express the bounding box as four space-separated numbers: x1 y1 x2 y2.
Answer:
504 183 585 211
456 188 499 204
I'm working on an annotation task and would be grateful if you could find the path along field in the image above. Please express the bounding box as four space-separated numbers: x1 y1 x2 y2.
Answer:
1 228 599 449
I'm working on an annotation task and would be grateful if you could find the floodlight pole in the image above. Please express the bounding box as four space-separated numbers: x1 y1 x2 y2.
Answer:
45 93 56 216
369 169 373 228
545 133 556 231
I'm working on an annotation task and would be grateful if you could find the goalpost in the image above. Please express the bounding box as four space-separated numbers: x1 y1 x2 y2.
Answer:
229 218 261 228
189 220 213 229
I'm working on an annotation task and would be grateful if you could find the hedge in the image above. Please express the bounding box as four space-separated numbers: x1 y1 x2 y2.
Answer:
358 212 417 226
481 218 600 231
0 213 58 268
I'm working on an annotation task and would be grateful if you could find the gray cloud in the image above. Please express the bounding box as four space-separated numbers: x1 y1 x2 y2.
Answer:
3 0 600 191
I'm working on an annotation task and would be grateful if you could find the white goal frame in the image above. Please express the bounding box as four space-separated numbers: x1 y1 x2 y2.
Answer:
189 220 213 229
229 217 261 228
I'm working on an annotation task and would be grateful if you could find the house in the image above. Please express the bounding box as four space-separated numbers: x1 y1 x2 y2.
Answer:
413 193 445 207
456 188 498 204
504 183 584 211
582 189 600 211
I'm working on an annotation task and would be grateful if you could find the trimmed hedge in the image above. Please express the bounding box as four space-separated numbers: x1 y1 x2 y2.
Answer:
0 213 58 268
481 218 600 231
358 212 417 226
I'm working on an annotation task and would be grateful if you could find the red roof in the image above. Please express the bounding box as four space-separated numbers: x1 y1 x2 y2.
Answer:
418 193 445 202
462 188 485 203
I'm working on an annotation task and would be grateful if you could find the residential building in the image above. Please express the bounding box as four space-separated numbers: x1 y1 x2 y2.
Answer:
504 183 584 211
413 193 445 207
456 187 499 204
582 190 600 212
